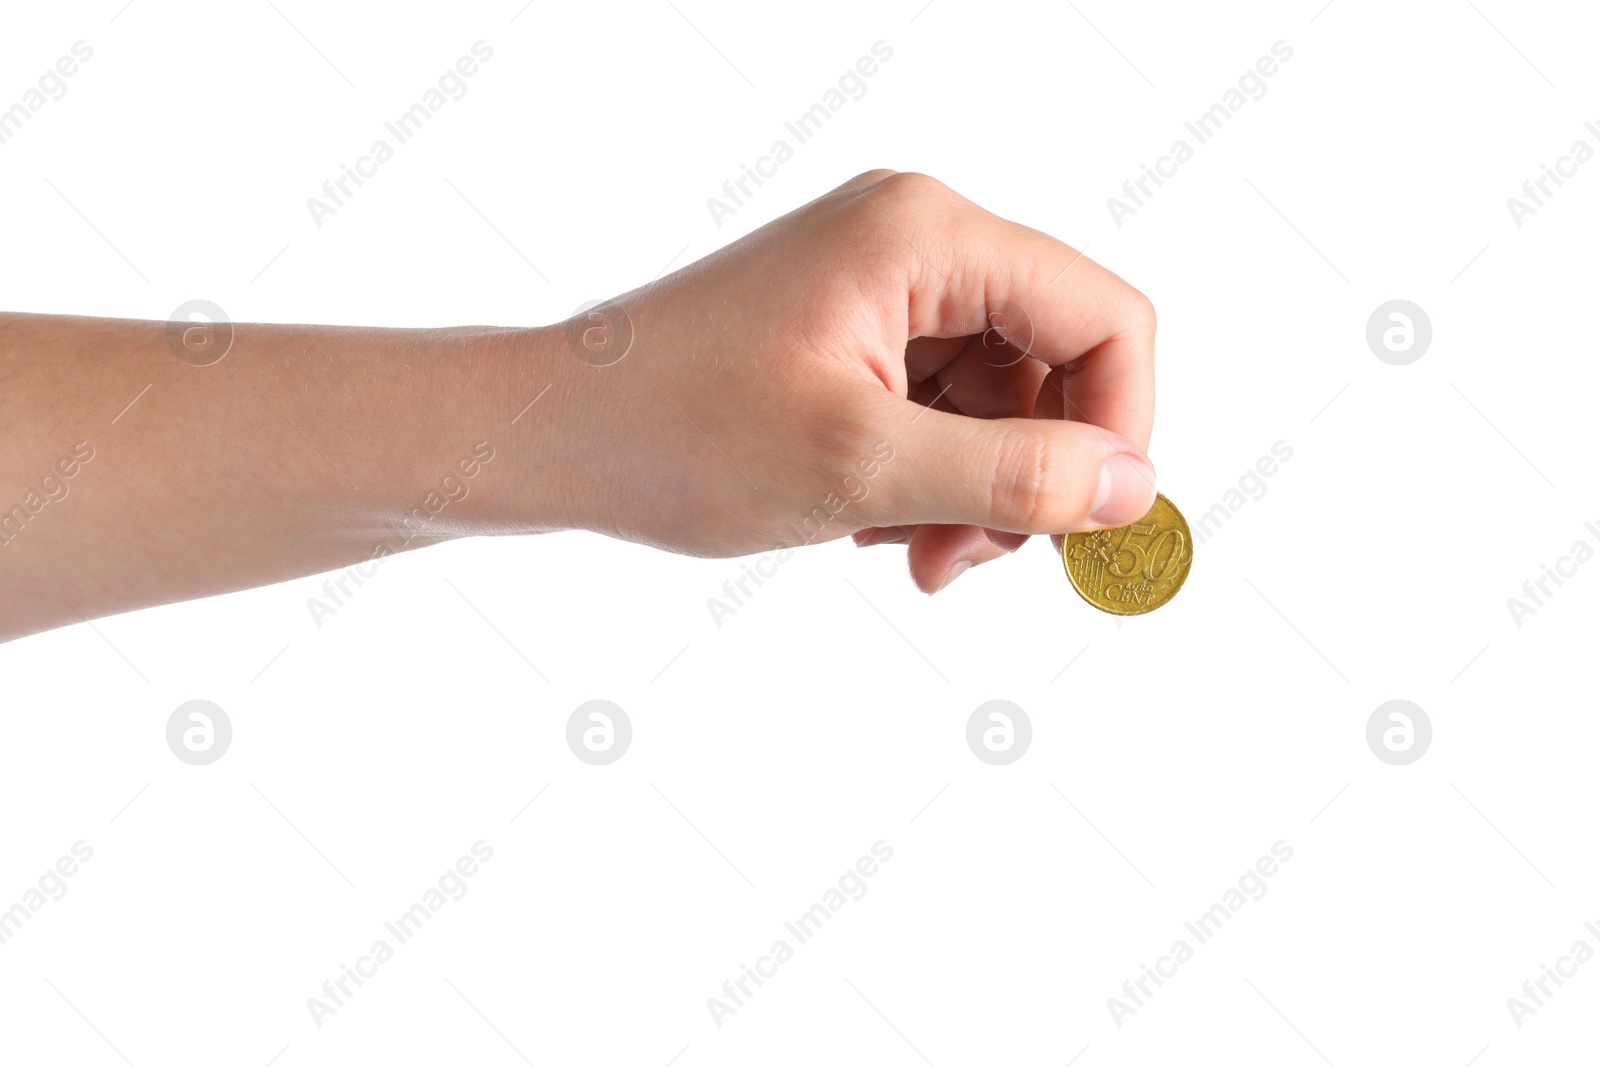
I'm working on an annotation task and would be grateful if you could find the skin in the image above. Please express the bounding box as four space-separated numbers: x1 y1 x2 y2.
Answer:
0 170 1156 643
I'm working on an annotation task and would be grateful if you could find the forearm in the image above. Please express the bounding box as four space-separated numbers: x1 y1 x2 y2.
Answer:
0 312 572 641
1 172 1161 639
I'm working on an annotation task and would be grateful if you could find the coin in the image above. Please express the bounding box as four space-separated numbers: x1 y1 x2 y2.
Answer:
1062 493 1192 615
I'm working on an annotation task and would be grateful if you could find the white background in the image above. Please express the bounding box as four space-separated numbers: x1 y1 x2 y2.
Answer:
2 1 1597 1064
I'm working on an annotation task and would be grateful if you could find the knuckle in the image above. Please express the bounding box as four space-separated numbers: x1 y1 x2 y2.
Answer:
844 167 900 190
1126 287 1158 338
841 172 962 278
872 170 953 209
988 427 1059 530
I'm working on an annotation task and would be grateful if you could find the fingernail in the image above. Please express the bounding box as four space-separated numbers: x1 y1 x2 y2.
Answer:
936 559 973 592
854 526 909 548
1090 451 1157 526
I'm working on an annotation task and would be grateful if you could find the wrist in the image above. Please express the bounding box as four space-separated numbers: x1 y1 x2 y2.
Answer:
430 322 585 540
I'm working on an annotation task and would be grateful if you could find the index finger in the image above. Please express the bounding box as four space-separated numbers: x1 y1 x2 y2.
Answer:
853 172 1157 452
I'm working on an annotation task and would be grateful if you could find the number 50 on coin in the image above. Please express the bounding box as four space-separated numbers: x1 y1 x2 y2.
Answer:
1062 493 1192 615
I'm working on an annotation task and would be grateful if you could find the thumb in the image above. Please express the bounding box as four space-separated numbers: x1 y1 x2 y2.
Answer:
870 399 1158 535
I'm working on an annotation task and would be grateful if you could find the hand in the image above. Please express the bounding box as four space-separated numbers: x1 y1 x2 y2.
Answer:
532 169 1158 592
0 170 1157 639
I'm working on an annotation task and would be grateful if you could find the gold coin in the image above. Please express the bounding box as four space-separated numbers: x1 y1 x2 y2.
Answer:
1062 493 1192 615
